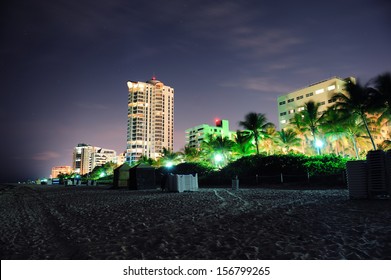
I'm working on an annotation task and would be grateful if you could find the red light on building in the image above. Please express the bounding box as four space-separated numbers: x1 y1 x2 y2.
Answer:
215 119 222 127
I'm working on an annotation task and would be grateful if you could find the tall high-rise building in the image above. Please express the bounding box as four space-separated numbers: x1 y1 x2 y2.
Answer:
72 143 117 175
126 76 174 163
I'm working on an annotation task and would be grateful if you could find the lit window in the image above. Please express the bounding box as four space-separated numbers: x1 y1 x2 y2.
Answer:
327 85 336 91
281 120 286 124
288 109 295 114
297 107 305 112
315 89 324 94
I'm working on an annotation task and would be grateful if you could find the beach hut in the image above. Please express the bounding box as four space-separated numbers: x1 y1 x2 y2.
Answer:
128 163 156 190
113 164 131 188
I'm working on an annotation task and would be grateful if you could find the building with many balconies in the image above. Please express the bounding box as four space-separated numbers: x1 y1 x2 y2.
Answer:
126 76 174 163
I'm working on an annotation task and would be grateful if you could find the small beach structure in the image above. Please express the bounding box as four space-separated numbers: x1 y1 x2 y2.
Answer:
167 173 199 192
113 163 156 189
128 163 156 190
113 164 132 188
346 150 391 199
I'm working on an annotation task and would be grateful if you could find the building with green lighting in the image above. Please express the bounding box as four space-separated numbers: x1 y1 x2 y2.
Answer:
185 119 235 149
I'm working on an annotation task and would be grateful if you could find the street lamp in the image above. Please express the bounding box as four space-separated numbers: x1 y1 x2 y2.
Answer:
214 153 223 168
315 139 324 155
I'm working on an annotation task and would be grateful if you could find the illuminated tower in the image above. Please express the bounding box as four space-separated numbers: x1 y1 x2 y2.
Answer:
126 76 174 164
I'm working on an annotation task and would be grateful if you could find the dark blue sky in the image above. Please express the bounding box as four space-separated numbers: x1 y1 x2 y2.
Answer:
1 0 390 182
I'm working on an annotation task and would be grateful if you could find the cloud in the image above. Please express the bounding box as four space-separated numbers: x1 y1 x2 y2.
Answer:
220 77 294 94
230 28 302 57
31 151 61 161
176 1 303 58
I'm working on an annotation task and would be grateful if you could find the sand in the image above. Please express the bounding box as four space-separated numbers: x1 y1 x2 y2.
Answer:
0 183 390 260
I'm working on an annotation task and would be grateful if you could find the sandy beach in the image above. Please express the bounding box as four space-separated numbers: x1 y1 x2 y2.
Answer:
0 183 390 260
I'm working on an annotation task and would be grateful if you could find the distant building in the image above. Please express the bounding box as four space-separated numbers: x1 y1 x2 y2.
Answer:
51 166 72 179
185 119 235 148
277 76 356 130
126 76 174 164
72 143 117 175
116 152 126 166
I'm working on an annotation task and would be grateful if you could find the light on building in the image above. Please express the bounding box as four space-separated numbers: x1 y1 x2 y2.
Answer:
165 161 173 168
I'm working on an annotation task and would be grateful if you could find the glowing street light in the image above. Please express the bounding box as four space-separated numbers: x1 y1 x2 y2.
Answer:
99 171 106 178
214 153 223 163
315 139 324 155
165 161 173 168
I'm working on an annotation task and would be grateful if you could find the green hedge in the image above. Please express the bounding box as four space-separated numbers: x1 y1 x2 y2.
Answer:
206 154 349 179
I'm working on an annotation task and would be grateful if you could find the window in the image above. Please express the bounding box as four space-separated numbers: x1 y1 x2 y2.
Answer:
288 109 295 114
296 95 304 100
279 101 286 105
287 98 294 103
280 112 287 116
328 98 336 103
297 106 305 112
306 92 313 97
327 85 336 91
315 88 324 94
280 120 286 124
318 101 325 105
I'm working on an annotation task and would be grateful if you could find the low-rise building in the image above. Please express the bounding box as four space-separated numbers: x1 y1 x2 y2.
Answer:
51 166 73 178
72 143 117 175
277 76 355 129
185 119 235 148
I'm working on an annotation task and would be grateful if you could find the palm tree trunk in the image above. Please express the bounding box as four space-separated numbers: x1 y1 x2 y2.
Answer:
351 135 359 159
254 133 260 154
361 113 377 150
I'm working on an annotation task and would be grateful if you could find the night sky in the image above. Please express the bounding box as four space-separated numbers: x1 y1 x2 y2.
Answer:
1 0 390 182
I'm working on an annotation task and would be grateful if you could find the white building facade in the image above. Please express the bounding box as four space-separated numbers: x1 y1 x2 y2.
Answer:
73 143 117 175
277 76 355 129
126 77 174 163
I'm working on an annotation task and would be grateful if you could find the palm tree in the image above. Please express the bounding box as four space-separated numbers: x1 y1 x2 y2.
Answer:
200 134 235 167
260 124 277 155
181 145 201 162
137 155 155 166
342 114 371 159
371 72 391 120
239 112 274 154
289 113 310 153
333 80 377 150
232 130 255 158
299 101 323 154
275 129 301 154
319 107 347 155
158 147 181 167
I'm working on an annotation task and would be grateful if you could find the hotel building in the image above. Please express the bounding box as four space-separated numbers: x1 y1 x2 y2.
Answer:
277 76 355 130
72 143 117 175
185 119 235 149
126 76 174 163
